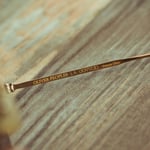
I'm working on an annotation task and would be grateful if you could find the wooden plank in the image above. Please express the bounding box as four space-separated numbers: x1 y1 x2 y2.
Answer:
0 0 110 83
0 0 150 150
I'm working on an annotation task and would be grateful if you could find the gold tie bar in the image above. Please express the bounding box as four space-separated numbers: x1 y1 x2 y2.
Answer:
5 53 150 93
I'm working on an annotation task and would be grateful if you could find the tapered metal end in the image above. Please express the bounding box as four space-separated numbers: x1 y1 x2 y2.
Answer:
4 83 15 93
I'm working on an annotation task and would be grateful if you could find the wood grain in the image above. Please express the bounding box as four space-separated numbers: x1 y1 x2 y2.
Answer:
0 0 110 83
0 0 150 150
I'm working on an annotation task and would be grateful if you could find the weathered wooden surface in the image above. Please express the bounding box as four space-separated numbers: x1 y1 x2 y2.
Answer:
0 0 150 150
0 0 110 83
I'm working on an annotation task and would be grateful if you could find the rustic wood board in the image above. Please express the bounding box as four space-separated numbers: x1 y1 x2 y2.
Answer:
0 0 110 83
0 0 150 150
